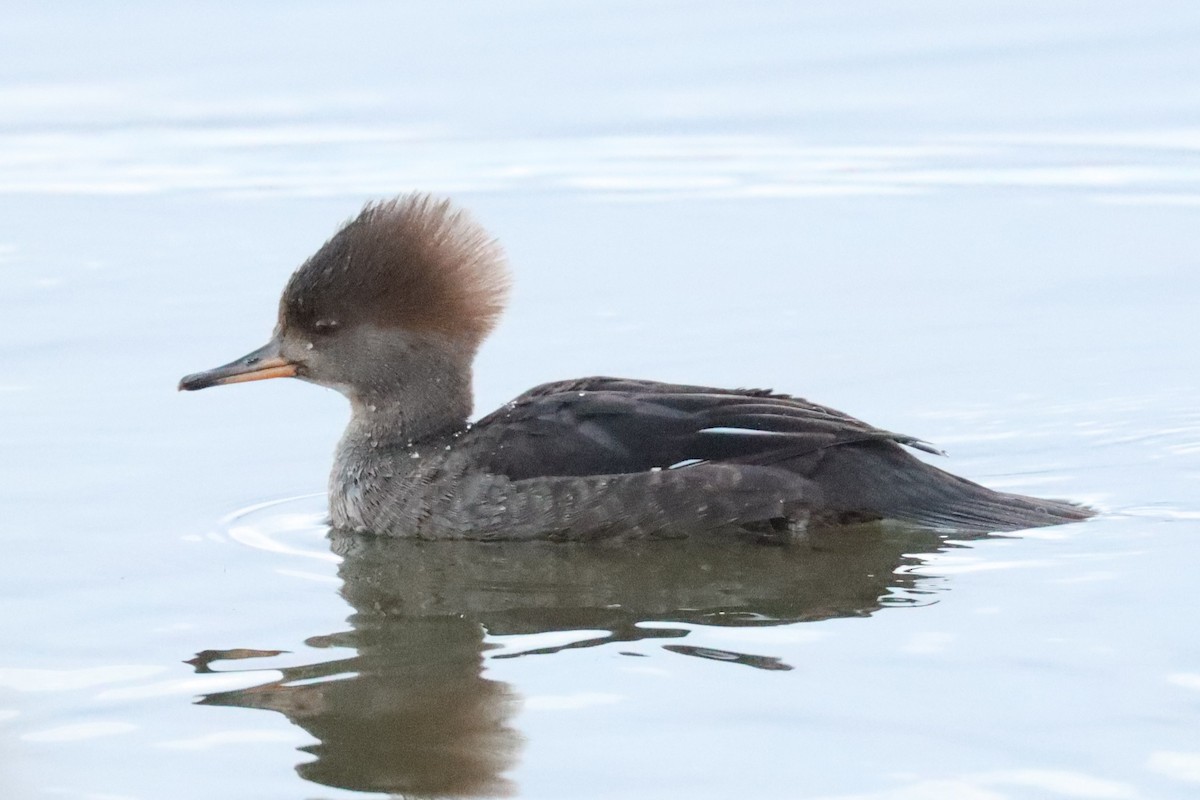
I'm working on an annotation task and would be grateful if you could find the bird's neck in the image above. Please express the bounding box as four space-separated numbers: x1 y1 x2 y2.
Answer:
343 367 474 449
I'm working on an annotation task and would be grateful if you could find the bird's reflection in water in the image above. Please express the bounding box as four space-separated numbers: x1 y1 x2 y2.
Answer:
192 524 976 797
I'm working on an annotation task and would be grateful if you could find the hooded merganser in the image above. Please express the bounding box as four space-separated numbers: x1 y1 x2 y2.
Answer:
180 194 1092 540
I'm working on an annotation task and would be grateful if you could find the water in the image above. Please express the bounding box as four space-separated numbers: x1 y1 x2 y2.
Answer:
3 2 1200 798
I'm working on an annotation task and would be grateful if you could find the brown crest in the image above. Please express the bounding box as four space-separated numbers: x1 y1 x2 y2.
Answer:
280 194 511 347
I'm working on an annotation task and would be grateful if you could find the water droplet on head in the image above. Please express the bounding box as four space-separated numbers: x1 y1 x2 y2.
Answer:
305 342 314 351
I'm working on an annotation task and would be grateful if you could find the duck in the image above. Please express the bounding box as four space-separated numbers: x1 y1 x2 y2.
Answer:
179 194 1093 541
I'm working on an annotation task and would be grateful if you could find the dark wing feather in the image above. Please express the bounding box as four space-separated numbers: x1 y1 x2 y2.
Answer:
469 376 939 481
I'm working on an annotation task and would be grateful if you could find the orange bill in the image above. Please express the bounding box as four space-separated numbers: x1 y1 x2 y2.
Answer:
178 339 298 391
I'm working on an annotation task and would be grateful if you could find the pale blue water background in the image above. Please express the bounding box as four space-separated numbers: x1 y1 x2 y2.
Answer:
2 2 1200 798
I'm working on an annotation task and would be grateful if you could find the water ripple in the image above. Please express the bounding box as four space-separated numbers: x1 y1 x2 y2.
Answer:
4 120 1200 201
220 494 335 563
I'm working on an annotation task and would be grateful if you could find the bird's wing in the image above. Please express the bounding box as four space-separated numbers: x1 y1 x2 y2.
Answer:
467 376 942 482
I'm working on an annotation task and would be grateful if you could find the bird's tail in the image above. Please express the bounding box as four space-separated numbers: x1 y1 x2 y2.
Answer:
809 441 1094 533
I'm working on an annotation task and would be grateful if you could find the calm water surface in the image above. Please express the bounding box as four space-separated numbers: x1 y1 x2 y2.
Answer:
3 2 1200 798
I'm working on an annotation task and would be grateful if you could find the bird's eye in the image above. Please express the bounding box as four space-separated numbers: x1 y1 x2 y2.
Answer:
313 319 340 335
